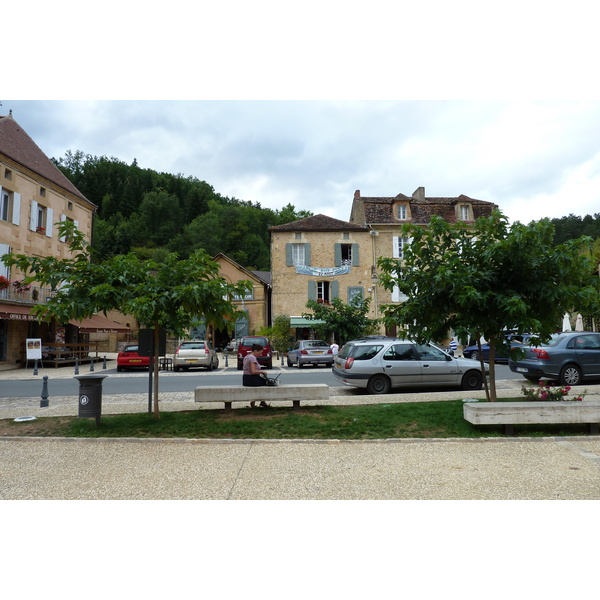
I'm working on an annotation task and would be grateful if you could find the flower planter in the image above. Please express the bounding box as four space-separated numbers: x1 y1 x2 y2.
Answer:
463 401 600 435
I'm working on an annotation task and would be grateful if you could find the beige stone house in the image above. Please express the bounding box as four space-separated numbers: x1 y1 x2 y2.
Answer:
270 188 498 340
0 112 129 368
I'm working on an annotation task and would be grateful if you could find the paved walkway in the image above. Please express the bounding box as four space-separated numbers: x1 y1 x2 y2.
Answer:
1 359 599 499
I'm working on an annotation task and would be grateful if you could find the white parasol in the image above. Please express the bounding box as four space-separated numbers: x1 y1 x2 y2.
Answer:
562 312 572 332
575 314 584 331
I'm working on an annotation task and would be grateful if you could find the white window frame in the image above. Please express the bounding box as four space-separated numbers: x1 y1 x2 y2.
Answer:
0 187 20 225
292 243 305 266
393 235 411 259
317 281 330 303
397 204 407 220
30 201 53 237
341 243 352 266
460 204 470 220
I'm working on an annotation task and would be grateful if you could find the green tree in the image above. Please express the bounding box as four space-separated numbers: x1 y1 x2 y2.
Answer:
2 221 251 418
302 296 379 345
377 211 600 401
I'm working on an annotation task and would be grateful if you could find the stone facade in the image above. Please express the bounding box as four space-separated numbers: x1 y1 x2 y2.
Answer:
0 113 97 368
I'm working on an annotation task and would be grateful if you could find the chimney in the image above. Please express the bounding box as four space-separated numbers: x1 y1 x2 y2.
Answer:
354 190 361 199
412 187 425 201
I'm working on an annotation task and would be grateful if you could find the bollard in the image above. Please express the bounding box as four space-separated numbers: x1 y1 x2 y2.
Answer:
40 375 49 407
225 352 229 367
33 359 39 376
103 355 107 369
90 357 95 372
281 351 284 366
74 357 79 375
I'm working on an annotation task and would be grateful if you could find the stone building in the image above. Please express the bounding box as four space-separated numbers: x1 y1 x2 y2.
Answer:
0 112 129 369
270 188 498 340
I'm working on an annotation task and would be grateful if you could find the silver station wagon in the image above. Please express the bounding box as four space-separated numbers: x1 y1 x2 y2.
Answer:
332 336 488 394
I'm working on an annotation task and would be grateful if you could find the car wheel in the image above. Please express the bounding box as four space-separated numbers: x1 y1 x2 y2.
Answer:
215 357 219 369
117 366 124 372
461 370 483 390
207 360 213 371
174 366 181 372
560 364 582 386
297 360 303 368
469 351 479 360
287 355 293 367
367 374 391 394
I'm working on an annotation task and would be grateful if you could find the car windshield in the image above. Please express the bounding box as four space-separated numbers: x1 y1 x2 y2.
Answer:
124 345 138 352
180 342 205 349
304 341 327 348
242 337 268 347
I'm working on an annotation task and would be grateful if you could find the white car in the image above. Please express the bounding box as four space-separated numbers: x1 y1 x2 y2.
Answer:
173 340 219 372
332 336 488 394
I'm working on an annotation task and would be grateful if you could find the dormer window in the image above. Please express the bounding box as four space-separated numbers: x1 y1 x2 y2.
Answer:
397 204 407 220
459 204 470 221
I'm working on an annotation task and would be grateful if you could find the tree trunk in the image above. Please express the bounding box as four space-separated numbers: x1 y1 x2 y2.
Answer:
478 338 491 402
487 342 497 402
153 321 160 419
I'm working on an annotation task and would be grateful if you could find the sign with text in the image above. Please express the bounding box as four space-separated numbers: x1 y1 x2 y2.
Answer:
26 338 42 360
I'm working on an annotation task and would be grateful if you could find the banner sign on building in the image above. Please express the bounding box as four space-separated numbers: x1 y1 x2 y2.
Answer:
295 265 350 277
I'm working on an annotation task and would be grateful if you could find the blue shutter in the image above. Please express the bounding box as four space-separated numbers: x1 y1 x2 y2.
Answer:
334 243 341 267
308 280 317 301
331 280 339 300
286 244 293 266
352 243 359 266
304 243 311 266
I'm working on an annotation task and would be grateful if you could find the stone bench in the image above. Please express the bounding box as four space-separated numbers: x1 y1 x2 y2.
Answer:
194 384 329 411
463 401 600 435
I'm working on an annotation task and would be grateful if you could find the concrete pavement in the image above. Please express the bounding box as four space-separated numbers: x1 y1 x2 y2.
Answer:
1 357 599 500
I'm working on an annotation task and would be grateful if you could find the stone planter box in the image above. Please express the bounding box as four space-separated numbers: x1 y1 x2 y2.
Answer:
463 401 600 435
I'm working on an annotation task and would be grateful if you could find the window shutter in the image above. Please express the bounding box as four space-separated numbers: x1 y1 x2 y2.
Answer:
331 280 339 300
46 208 54 237
0 244 10 278
286 244 293 266
351 243 359 266
334 243 341 267
304 243 311 266
308 280 317 301
12 193 20 226
30 200 38 231
392 236 399 259
59 214 67 242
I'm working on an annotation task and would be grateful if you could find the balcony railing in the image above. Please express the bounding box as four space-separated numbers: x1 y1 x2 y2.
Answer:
0 285 54 305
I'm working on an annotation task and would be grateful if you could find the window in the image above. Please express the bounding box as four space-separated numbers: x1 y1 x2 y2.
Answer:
393 235 411 259
40 187 46 197
67 201 73 211
460 204 470 220
30 200 53 236
383 344 416 361
59 214 79 242
292 243 305 266
317 281 330 303
343 232 350 240
0 187 20 225
340 244 352 266
295 232 302 240
4 169 12 181
397 204 407 220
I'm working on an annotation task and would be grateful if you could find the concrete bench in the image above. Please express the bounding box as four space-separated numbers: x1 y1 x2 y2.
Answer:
194 384 329 411
463 401 600 435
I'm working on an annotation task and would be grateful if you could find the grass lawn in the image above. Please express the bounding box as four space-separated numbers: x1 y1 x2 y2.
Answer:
0 399 595 439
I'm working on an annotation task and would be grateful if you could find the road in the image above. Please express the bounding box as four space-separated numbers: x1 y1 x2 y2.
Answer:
0 362 521 399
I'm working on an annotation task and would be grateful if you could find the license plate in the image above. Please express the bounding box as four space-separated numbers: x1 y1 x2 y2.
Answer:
313 351 323 355
130 359 142 363
186 359 198 363
516 367 528 373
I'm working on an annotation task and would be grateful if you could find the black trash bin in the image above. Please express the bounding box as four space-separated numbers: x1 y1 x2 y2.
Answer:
75 374 108 426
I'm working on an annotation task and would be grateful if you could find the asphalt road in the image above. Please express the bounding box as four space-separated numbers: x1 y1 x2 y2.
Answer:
0 362 520 398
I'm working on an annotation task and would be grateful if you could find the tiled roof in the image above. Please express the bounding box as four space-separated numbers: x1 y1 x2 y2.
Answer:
269 214 367 232
357 192 498 225
0 114 94 207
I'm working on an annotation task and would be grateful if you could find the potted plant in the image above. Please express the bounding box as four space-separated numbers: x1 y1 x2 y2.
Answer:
0 275 9 290
12 280 32 294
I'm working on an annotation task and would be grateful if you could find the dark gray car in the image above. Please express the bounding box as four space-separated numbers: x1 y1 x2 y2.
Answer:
508 331 600 386
287 340 333 368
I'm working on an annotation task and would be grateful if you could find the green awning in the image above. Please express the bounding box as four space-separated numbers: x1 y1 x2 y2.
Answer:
290 317 325 328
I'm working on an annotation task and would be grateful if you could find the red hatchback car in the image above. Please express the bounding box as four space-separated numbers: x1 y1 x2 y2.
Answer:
117 344 150 372
237 336 273 370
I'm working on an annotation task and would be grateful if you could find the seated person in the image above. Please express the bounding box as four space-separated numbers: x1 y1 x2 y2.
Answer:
242 343 268 407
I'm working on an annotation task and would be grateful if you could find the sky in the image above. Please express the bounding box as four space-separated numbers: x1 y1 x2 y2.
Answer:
3 99 600 225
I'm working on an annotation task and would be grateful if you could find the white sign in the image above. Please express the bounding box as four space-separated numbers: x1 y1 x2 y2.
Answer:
26 338 42 360
295 265 350 277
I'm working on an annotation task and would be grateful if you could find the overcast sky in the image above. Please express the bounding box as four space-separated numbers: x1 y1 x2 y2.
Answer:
4 99 600 225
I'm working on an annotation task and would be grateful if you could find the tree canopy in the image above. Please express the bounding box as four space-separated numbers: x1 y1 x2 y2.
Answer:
377 211 600 401
2 221 251 417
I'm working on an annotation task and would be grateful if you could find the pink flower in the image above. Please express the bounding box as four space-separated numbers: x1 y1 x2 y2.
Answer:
540 392 548 400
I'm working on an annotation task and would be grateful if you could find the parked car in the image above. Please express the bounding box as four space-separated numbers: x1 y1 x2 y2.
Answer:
173 340 219 372
332 336 488 394
117 344 150 372
463 334 533 362
509 331 600 385
287 339 333 368
237 336 273 370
